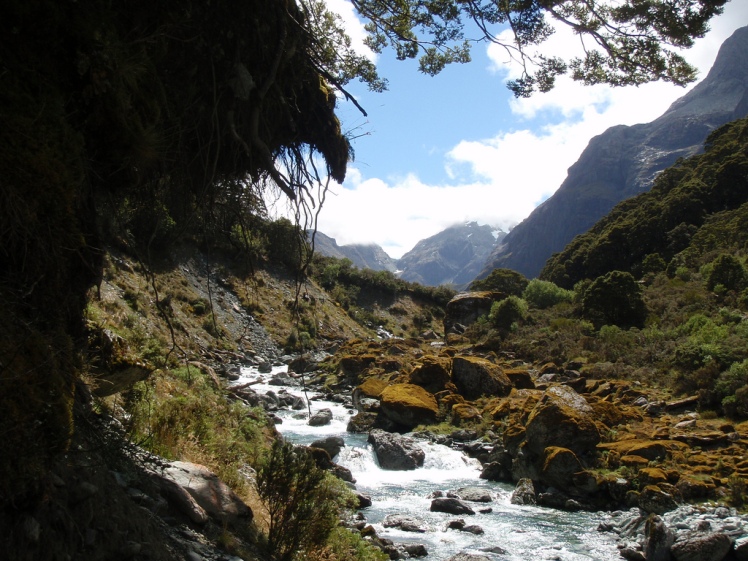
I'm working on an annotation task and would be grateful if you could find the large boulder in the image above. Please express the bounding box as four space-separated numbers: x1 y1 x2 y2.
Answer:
644 514 675 561
444 291 506 334
510 478 536 505
310 436 345 458
409 356 452 394
379 383 438 430
158 461 252 524
368 429 425 470
670 532 732 561
452 356 513 400
524 385 600 457
308 408 333 426
540 446 584 489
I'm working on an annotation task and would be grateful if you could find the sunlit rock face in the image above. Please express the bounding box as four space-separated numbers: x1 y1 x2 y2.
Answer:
478 25 748 280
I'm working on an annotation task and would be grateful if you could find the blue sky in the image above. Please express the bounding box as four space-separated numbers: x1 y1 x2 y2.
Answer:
272 1 748 259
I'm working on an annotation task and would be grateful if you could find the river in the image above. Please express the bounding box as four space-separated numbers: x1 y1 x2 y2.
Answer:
236 366 621 561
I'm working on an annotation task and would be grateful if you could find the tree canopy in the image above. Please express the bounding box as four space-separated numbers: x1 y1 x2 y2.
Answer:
351 0 728 96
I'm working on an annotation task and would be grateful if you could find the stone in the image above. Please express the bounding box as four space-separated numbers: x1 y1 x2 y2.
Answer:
638 485 678 515
451 356 513 400
524 385 600 457
383 514 428 533
540 446 584 489
368 429 425 470
401 543 428 557
310 436 345 458
408 356 453 394
644 514 675 561
446 554 491 561
159 461 252 524
308 408 333 426
379 383 439 430
451 486 493 503
444 291 506 334
503 368 535 389
670 532 732 561
430 497 475 515
510 478 536 506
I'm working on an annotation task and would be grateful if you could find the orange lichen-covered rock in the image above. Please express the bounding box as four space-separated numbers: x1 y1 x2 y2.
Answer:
452 355 512 400
409 355 452 394
451 403 483 425
540 446 584 489
356 378 388 399
380 383 439 430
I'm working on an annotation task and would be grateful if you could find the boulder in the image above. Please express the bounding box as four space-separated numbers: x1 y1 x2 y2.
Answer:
408 356 452 393
310 436 345 458
452 356 513 400
503 368 535 389
524 385 600 457
368 429 425 470
430 497 475 515
644 514 675 561
158 461 252 524
379 383 438 430
450 486 493 503
540 446 584 489
638 485 679 515
443 291 506 334
670 532 732 561
308 408 333 426
510 478 536 505
383 514 428 533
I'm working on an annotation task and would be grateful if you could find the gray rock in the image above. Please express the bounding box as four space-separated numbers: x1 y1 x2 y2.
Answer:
670 532 732 561
430 497 475 515
446 554 491 561
510 478 536 506
452 486 493 503
368 429 425 470
644 514 675 561
308 408 333 426
311 436 345 458
383 514 428 533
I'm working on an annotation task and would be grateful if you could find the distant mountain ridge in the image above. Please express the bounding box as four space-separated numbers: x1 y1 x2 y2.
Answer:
311 222 505 288
478 25 748 280
309 231 397 272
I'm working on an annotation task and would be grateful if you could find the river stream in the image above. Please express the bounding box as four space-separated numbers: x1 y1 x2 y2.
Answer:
236 366 621 561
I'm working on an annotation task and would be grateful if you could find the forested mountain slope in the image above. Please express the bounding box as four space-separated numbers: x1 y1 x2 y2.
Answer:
541 116 748 287
478 25 748 279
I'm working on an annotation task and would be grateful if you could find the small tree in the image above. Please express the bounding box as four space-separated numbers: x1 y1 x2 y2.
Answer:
256 440 348 561
706 254 747 293
489 296 528 331
470 268 528 296
582 271 647 329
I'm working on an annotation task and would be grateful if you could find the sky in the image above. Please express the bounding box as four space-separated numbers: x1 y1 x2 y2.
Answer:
271 1 748 260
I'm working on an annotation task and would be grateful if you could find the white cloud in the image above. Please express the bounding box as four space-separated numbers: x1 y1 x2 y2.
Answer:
323 0 376 60
297 3 747 260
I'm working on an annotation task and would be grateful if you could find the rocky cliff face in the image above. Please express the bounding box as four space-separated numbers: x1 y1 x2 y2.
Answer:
478 25 748 280
397 222 505 288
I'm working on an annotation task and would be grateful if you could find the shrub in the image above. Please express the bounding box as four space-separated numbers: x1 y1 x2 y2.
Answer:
523 279 574 309
582 271 647 328
715 360 748 418
256 440 352 561
488 296 528 330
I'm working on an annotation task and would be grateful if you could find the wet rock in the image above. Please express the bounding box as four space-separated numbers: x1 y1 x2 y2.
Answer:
446 554 491 561
644 514 675 561
368 429 425 470
383 514 428 533
510 478 536 506
430 497 475 515
400 543 428 557
311 436 345 458
451 486 493 503
670 532 732 561
308 408 333 426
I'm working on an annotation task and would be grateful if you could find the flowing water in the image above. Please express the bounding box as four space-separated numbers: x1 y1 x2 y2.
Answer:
237 366 621 561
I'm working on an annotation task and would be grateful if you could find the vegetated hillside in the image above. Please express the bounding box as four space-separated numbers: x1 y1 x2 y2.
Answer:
541 116 748 288
478 25 748 279
396 222 505 288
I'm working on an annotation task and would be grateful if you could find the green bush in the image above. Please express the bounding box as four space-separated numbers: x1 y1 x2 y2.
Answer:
489 296 528 330
256 440 352 561
715 360 748 418
523 279 574 309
